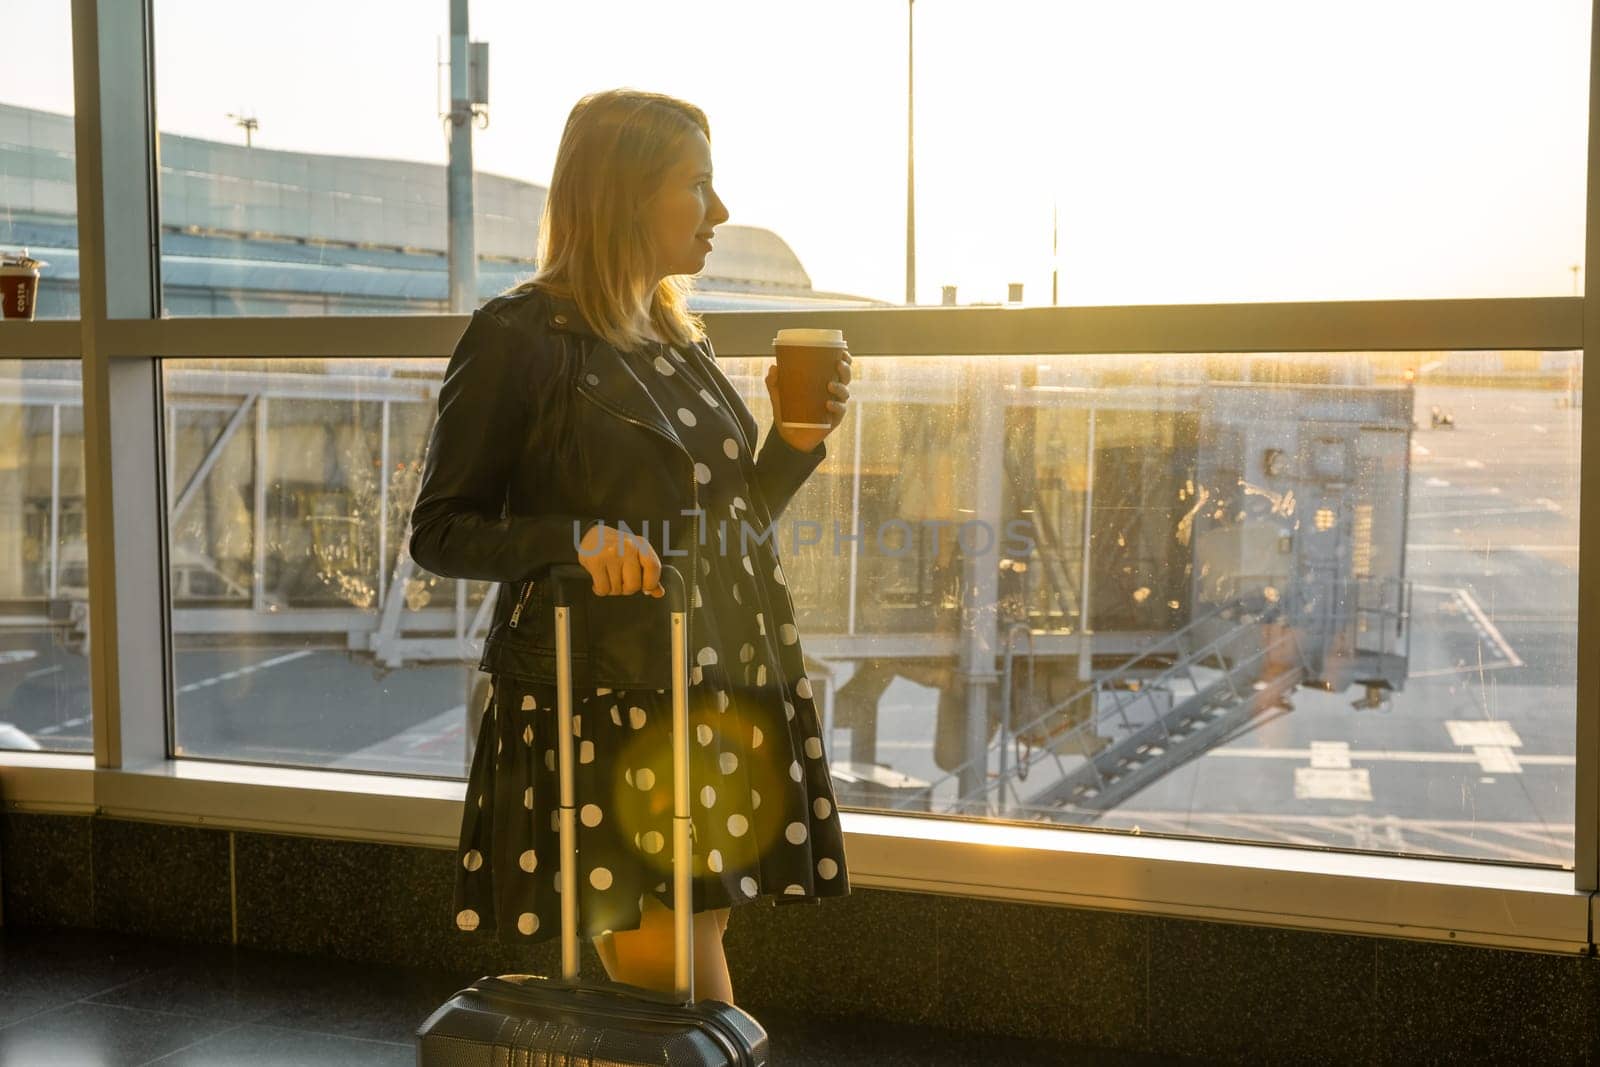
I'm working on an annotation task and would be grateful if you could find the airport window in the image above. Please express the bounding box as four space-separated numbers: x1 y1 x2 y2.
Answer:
138 2 1585 316
162 346 1582 870
0 360 90 754
0 2 77 320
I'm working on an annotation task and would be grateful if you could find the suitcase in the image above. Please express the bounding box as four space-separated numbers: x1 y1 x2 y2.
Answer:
416 563 771 1065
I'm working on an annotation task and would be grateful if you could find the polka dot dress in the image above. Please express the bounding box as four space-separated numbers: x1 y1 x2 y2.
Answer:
451 339 851 945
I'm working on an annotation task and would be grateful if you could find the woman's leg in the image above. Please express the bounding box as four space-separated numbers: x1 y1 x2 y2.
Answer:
593 895 734 1005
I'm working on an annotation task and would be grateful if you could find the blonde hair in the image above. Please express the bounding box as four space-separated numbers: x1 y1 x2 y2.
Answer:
508 89 711 352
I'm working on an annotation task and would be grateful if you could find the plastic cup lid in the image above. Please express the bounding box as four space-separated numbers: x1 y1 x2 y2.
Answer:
773 328 846 346
1 249 46 270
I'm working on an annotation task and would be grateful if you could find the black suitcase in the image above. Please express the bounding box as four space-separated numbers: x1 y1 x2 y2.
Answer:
416 563 771 1065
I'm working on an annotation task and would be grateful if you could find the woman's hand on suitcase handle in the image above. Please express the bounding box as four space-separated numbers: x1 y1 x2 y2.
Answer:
577 522 666 598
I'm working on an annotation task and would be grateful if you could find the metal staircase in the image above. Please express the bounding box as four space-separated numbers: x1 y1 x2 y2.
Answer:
909 600 1311 820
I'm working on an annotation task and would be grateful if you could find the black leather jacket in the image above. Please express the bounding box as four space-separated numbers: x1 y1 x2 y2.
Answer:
407 287 828 691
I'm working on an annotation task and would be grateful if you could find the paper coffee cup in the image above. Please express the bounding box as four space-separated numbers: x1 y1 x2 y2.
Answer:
772 328 847 430
0 251 47 321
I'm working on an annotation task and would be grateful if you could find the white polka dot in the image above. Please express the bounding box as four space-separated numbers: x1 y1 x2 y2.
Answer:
731 584 741 605
524 786 534 809
496 738 502 758
818 858 839 879
740 876 759 897
545 749 556 771
694 462 711 484
522 724 533 745
805 737 824 759
653 356 675 375
732 496 746 511
519 849 538 872
629 705 647 729
596 687 613 696
477 793 484 809
739 642 754 663
696 723 714 746
697 647 718 666
751 788 761 810
581 803 603 827
773 564 786 586
517 912 539 935
699 388 719 407
796 677 813 700
692 664 704 685
723 438 739 459
580 740 594 764
756 613 766 636
752 725 763 749
591 867 613 890
786 821 809 845
701 784 717 808
550 811 560 831
756 664 767 686
693 584 703 608
785 701 796 721
462 849 483 871
572 714 581 737
636 767 656 790
455 909 480 931
814 797 833 820
719 751 738 774
522 694 535 711
790 760 803 782
677 407 698 427
717 691 731 712
642 830 665 854
784 884 806 895
780 623 798 645
728 813 749 837
699 556 710 576
742 556 754 576
611 705 623 726
708 849 724 872
625 768 634 787
585 373 600 386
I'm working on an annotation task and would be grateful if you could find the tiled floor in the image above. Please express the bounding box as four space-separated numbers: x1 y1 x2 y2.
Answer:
0 926 1193 1065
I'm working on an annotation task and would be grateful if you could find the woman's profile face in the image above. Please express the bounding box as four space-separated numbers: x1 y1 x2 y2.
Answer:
644 129 729 281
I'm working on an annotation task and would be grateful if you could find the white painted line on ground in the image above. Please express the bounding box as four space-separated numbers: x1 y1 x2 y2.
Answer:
1452 588 1525 668
177 649 318 693
1446 719 1523 748
1473 745 1522 773
1294 767 1372 801
1308 740 1351 769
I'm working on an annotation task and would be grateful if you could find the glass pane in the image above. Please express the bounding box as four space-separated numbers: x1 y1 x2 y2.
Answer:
0 2 79 319
168 347 1582 870
153 2 1586 313
0 360 91 753
739 349 1578 868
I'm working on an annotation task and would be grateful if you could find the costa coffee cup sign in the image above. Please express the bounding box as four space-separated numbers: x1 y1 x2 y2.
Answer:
0 250 47 321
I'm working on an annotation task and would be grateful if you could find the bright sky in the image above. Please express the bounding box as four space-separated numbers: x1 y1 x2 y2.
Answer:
5 0 1592 306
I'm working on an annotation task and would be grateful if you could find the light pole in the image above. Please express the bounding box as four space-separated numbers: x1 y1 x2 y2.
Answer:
227 112 258 148
905 0 916 305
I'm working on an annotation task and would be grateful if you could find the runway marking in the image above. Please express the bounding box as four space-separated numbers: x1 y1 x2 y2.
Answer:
1294 767 1372 801
1473 745 1522 773
1408 544 1578 553
1308 740 1351 768
177 649 317 693
1410 503 1562 520
1208 746 1570 765
1445 719 1523 748
1411 585 1524 669
36 716 88 737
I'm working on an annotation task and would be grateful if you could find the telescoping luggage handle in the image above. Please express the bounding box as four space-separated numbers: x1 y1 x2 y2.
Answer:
546 563 697 1005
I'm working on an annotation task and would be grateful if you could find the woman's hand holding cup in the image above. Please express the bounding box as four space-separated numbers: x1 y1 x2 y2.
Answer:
577 522 665 597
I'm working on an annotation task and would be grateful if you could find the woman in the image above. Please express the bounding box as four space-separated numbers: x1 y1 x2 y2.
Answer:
408 89 853 1007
